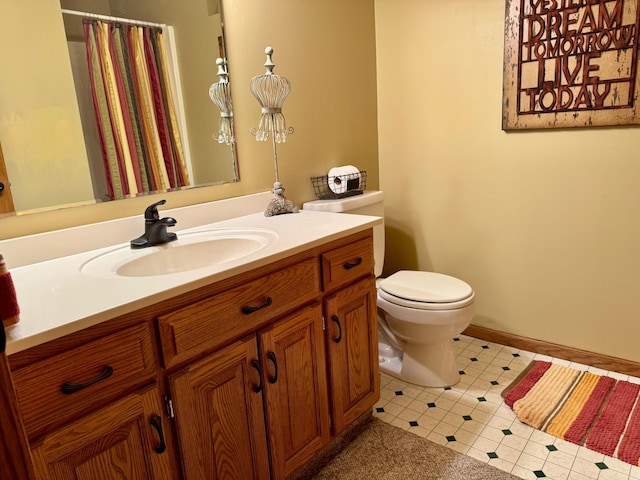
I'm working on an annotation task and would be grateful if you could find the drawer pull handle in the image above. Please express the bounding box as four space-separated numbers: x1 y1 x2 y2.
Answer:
61 366 113 394
241 296 273 314
331 315 343 344
267 351 278 384
251 359 263 393
150 415 167 454
343 257 363 270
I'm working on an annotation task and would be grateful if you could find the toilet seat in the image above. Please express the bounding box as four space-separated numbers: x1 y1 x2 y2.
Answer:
378 270 474 311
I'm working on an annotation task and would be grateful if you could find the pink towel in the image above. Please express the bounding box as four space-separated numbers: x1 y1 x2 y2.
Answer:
0 255 20 327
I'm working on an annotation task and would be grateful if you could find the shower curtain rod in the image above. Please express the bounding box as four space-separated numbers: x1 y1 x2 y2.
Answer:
60 8 167 28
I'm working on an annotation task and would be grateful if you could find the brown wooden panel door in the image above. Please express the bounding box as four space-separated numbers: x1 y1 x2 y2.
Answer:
31 385 175 479
324 276 380 435
259 303 330 479
0 142 15 215
168 337 270 480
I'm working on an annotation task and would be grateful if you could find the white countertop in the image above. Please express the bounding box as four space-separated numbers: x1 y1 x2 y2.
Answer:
5 210 381 355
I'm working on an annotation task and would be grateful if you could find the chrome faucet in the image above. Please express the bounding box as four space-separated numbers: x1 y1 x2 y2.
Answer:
130 200 178 248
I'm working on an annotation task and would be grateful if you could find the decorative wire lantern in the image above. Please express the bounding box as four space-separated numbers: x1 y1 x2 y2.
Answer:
250 46 298 216
209 58 235 145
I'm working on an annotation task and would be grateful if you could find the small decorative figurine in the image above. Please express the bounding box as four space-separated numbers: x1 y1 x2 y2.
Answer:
265 182 299 217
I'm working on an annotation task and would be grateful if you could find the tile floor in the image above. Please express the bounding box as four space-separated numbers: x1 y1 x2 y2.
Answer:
373 334 640 480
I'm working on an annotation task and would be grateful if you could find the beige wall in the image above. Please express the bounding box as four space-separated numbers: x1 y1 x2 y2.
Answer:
375 0 640 362
222 0 379 201
0 0 379 238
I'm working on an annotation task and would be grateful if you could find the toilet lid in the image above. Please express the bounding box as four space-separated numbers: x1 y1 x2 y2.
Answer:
378 271 474 309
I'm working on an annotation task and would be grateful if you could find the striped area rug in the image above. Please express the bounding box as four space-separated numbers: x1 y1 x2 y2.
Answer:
502 361 640 466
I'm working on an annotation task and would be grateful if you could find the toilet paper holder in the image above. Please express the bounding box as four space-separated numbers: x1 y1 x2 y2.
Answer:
311 170 367 199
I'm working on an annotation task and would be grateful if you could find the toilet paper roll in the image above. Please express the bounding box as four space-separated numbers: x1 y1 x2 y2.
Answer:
327 165 361 195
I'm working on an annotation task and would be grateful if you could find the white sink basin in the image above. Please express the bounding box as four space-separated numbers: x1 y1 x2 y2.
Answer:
81 228 278 278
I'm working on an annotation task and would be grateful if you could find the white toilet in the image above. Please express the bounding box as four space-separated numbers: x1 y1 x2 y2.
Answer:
303 191 475 387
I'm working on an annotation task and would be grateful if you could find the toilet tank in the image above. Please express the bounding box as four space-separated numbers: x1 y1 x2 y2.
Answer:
302 191 385 277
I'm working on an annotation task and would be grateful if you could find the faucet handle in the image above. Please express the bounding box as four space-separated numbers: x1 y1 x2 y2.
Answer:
144 200 167 222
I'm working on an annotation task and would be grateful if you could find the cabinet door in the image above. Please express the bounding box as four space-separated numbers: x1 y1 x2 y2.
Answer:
324 276 380 435
259 303 330 479
31 385 175 479
168 338 270 480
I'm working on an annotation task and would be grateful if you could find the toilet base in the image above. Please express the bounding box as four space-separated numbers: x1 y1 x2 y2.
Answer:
378 338 460 388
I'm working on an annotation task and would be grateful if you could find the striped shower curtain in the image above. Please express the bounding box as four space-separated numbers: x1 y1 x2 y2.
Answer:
83 20 190 201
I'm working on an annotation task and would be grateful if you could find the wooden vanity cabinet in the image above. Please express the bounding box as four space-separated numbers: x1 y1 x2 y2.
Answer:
168 303 329 480
320 238 380 436
161 247 330 480
7 228 379 480
161 230 376 479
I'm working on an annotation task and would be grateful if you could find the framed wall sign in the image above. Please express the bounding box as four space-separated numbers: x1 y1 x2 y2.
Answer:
502 0 640 129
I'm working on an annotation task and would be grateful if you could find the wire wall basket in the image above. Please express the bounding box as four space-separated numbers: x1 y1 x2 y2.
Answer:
311 170 367 200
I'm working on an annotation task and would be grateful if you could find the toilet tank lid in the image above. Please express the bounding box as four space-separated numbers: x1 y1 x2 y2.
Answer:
379 270 473 303
302 190 384 213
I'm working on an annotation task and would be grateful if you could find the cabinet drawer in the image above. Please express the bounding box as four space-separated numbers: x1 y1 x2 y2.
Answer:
13 323 156 440
322 236 374 292
158 257 320 368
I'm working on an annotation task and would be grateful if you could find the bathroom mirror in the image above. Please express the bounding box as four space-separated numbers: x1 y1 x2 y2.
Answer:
0 0 238 217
